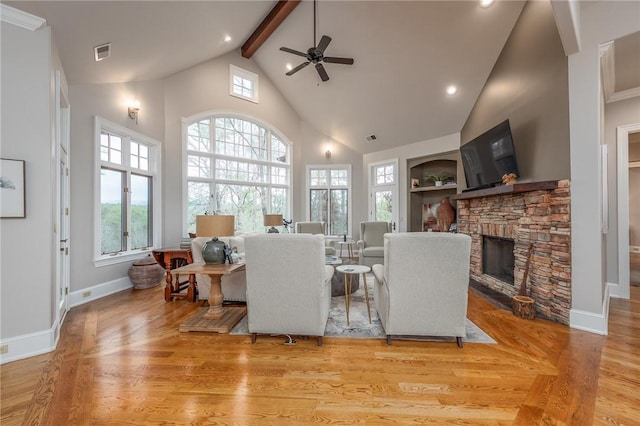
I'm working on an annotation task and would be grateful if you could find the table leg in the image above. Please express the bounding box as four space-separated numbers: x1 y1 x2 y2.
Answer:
344 274 352 325
362 272 371 323
203 273 224 319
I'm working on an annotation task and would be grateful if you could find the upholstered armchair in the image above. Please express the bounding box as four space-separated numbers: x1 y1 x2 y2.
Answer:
190 236 247 302
244 234 334 346
372 232 472 346
295 221 336 256
356 222 392 267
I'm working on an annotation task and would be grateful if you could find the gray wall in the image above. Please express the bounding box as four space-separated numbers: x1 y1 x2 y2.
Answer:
68 80 165 292
1 23 54 339
604 96 640 284
461 0 570 182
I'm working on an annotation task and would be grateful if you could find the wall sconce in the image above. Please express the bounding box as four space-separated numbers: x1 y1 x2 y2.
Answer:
128 100 140 124
325 143 332 159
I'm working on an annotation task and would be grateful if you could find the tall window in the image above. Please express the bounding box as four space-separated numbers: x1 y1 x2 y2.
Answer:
185 115 290 234
307 165 351 235
95 117 161 266
371 163 394 222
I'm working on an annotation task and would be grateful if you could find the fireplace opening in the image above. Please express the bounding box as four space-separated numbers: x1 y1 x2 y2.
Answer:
482 236 515 285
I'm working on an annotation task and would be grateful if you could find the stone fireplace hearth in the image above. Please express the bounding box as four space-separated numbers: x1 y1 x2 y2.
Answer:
452 180 571 324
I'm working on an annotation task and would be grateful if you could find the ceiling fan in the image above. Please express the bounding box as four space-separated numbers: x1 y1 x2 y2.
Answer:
280 0 354 82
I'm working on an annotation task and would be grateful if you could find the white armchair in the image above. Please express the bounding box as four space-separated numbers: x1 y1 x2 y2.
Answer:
190 236 247 302
294 221 336 256
244 234 334 346
356 222 392 267
372 232 472 347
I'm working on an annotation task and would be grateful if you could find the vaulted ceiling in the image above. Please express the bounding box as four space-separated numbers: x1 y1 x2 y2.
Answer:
7 1 633 155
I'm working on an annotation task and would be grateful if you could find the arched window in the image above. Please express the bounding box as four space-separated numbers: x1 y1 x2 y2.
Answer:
184 114 291 234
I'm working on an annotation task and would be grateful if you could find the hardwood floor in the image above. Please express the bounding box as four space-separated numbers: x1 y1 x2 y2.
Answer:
2 285 638 425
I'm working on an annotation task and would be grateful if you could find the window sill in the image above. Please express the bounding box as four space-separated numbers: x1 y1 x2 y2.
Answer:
94 249 155 268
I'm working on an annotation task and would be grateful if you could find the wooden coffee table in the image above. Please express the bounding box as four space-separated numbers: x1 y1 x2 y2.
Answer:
174 262 246 333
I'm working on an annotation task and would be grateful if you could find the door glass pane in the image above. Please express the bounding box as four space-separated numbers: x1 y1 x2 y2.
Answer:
271 188 287 216
310 189 328 223
374 190 393 222
187 182 211 233
100 168 124 254
130 174 151 249
330 189 348 235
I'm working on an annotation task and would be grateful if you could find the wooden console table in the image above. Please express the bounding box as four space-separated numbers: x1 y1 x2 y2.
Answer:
174 262 246 333
152 248 194 302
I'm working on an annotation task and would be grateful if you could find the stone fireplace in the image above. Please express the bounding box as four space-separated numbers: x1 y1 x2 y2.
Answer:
452 180 571 324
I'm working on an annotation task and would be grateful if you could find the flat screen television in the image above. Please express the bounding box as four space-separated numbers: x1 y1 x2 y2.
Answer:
460 119 520 191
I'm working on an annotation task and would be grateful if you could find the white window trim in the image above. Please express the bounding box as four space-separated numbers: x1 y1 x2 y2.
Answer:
181 111 292 235
229 64 259 104
93 116 162 267
305 164 352 236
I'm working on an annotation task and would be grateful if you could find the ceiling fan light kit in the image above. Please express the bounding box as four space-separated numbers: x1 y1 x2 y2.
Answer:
280 0 354 82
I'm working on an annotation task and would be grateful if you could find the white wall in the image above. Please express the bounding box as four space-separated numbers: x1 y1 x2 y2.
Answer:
0 22 56 348
568 0 639 333
363 133 461 233
68 80 165 292
604 96 640 284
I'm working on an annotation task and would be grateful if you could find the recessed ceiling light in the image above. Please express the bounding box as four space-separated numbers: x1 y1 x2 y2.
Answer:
446 85 458 95
224 35 232 42
480 0 494 8
286 63 293 71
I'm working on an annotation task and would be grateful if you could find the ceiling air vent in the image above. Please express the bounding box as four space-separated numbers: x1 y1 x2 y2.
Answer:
366 134 377 142
94 43 111 62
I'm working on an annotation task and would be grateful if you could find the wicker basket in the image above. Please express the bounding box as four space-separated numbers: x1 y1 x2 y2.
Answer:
128 257 164 290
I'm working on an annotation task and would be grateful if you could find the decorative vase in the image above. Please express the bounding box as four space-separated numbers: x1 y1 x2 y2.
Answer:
435 180 443 187
202 237 227 264
128 256 164 289
436 198 455 232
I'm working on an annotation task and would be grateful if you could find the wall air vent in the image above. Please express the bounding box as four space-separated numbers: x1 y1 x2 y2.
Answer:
94 43 111 62
366 134 377 142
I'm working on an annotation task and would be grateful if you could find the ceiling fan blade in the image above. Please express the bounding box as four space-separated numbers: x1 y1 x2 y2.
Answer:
280 47 308 58
286 61 310 76
315 63 329 82
316 35 332 54
323 57 354 65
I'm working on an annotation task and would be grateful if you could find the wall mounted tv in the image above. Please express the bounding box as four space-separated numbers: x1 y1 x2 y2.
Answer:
460 119 520 191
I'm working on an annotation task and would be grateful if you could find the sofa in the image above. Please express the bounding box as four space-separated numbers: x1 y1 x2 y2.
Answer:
372 232 472 346
190 235 248 302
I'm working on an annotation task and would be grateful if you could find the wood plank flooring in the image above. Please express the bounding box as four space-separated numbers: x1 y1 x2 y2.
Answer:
2 285 638 425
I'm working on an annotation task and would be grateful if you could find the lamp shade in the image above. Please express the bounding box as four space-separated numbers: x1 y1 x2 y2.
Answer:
263 214 283 227
196 215 234 237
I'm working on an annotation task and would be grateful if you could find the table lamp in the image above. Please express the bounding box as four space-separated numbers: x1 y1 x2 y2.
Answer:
196 214 235 263
263 214 283 233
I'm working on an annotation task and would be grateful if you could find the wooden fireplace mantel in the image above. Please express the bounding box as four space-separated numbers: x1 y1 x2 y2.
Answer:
450 180 559 201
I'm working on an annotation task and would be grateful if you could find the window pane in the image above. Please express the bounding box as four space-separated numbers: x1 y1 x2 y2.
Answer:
271 166 287 185
331 169 347 186
374 165 394 184
188 155 211 178
187 120 211 152
310 169 327 187
130 174 151 249
310 189 328 223
215 184 266 233
271 188 287 216
375 190 393 222
187 181 211 233
215 117 266 161
215 159 267 183
330 189 348 235
271 135 287 163
100 168 124 254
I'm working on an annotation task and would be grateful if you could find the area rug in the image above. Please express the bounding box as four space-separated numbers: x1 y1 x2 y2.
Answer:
231 277 496 344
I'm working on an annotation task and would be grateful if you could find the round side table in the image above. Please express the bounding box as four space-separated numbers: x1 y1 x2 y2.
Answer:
336 240 355 259
336 264 371 325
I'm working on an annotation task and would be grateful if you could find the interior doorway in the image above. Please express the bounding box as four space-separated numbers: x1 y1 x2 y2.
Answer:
617 124 640 300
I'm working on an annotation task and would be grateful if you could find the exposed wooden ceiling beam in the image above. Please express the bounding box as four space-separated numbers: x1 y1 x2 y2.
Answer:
241 0 301 59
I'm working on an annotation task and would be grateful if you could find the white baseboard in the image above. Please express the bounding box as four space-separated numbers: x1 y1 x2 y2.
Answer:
69 277 132 308
569 284 610 335
1 278 132 364
0 324 57 365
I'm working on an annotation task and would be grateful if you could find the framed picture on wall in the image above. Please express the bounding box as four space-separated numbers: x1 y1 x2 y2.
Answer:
0 158 26 218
